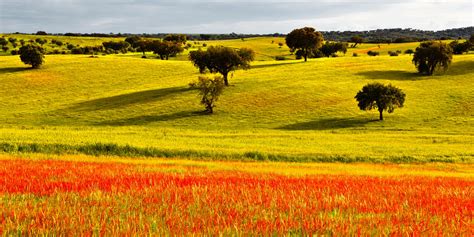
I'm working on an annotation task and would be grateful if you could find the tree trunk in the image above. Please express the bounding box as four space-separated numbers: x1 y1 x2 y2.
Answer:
223 72 229 86
206 104 213 114
379 110 384 121
429 63 436 75
303 48 308 62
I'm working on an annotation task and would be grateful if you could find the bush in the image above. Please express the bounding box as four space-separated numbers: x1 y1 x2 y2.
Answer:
275 55 286 61
449 40 471 54
51 39 63 46
35 38 47 45
367 51 379 56
404 49 414 55
19 45 45 68
11 50 18 55
71 47 84 54
388 51 398 56
352 52 358 57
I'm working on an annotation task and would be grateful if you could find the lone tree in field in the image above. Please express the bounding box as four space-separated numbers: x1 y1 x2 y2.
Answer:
412 41 453 75
19 45 45 68
355 83 405 121
285 27 324 62
350 36 364 48
189 46 255 86
194 75 226 114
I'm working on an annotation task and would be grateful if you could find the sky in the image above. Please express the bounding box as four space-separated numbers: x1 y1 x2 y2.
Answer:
0 0 472 34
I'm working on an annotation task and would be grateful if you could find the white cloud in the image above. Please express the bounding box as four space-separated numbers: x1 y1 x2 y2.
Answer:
0 0 472 33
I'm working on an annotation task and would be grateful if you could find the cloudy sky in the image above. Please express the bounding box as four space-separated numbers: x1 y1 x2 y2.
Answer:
0 0 472 34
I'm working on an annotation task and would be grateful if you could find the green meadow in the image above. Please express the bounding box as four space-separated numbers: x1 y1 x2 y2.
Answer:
0 37 473 162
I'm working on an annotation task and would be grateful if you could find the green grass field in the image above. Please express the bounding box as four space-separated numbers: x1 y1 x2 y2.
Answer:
0 37 473 162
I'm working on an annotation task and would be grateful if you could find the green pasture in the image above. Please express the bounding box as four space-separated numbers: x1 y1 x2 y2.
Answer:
0 37 472 162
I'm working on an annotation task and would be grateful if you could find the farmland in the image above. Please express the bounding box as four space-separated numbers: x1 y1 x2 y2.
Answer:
0 35 473 234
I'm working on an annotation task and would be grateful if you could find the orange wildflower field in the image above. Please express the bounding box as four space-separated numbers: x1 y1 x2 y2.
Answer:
0 155 472 235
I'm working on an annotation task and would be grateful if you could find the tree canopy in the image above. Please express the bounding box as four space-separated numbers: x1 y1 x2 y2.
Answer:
449 40 471 54
19 44 45 68
319 42 347 57
193 76 226 114
149 40 183 60
285 27 324 62
413 41 453 75
355 83 405 121
349 36 364 47
163 34 187 44
189 46 255 86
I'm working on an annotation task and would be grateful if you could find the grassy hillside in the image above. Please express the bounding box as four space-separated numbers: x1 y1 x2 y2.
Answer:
0 39 473 162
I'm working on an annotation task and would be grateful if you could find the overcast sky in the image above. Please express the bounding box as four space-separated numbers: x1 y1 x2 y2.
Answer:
0 0 472 34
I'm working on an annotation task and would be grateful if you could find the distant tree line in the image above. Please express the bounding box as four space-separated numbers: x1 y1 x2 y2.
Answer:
321 27 474 43
8 27 471 42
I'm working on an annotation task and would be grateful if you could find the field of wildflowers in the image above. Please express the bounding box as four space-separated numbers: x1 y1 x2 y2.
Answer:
0 155 472 235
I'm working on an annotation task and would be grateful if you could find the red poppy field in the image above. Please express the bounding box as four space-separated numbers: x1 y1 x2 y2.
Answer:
0 155 472 235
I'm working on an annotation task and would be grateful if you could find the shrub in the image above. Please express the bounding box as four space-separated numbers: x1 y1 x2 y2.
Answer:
0 38 8 47
404 49 414 55
449 40 471 54
35 38 47 45
11 50 18 55
388 51 398 56
352 52 358 57
71 47 84 54
51 39 63 46
275 55 286 61
367 51 379 56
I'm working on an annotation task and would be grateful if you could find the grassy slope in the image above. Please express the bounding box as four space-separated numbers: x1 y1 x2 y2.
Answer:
0 37 473 162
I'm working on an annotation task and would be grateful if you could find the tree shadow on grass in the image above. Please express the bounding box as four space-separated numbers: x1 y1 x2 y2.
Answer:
96 110 206 126
445 60 474 76
278 117 379 131
357 61 474 80
0 67 31 74
251 61 303 69
68 86 192 112
356 70 421 80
